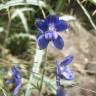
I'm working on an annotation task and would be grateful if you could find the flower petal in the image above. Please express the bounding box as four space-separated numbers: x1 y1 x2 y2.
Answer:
56 87 65 96
55 20 69 32
15 76 21 86
45 31 58 40
5 79 14 84
12 66 20 77
13 83 21 95
53 31 58 39
61 67 74 80
45 31 53 40
61 55 74 66
37 34 49 49
52 36 64 49
45 15 59 24
35 20 48 33
13 72 21 95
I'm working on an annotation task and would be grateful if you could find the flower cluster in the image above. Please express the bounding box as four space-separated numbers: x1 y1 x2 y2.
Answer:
5 66 21 95
5 15 74 96
36 15 69 49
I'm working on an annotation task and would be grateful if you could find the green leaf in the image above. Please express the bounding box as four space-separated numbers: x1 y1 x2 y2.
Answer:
89 0 96 5
0 0 46 10
11 8 34 32
8 33 36 41
31 74 76 94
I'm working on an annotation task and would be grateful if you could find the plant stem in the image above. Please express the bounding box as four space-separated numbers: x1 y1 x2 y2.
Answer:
1 0 11 57
0 87 7 96
25 45 44 96
55 0 65 13
76 0 96 30
39 48 47 96
25 7 46 96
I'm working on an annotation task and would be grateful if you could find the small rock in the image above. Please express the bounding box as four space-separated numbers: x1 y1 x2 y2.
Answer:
85 62 96 74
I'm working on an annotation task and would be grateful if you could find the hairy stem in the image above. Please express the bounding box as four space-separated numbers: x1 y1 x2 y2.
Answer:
39 48 47 96
25 45 44 96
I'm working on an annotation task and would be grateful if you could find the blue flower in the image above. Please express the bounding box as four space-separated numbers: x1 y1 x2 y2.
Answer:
35 15 69 49
57 55 74 80
5 66 21 96
56 55 74 96
56 87 65 96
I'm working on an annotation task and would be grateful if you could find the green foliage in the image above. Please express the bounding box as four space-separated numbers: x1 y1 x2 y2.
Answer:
0 0 46 10
7 34 30 55
89 0 96 5
11 7 35 32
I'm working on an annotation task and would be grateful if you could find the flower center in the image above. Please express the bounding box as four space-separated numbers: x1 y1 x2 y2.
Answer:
45 31 58 40
48 23 56 31
44 23 58 40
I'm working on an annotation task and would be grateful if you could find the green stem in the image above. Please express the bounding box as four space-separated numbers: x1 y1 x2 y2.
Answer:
76 0 96 30
0 86 7 96
25 7 46 96
26 73 76 94
1 0 11 57
39 48 47 96
38 7 47 96
5 8 11 42
55 0 65 13
39 6 46 18
25 45 44 96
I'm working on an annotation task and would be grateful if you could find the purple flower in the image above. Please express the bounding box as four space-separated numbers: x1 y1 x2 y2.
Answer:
56 87 65 96
5 66 21 96
35 15 69 49
56 55 74 96
56 55 74 80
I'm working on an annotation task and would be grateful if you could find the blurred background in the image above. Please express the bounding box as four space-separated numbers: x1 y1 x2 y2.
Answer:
0 0 96 96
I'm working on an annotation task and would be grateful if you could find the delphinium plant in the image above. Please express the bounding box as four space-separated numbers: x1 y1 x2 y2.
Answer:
36 15 74 96
5 66 22 96
56 55 74 96
4 15 74 96
0 0 96 96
